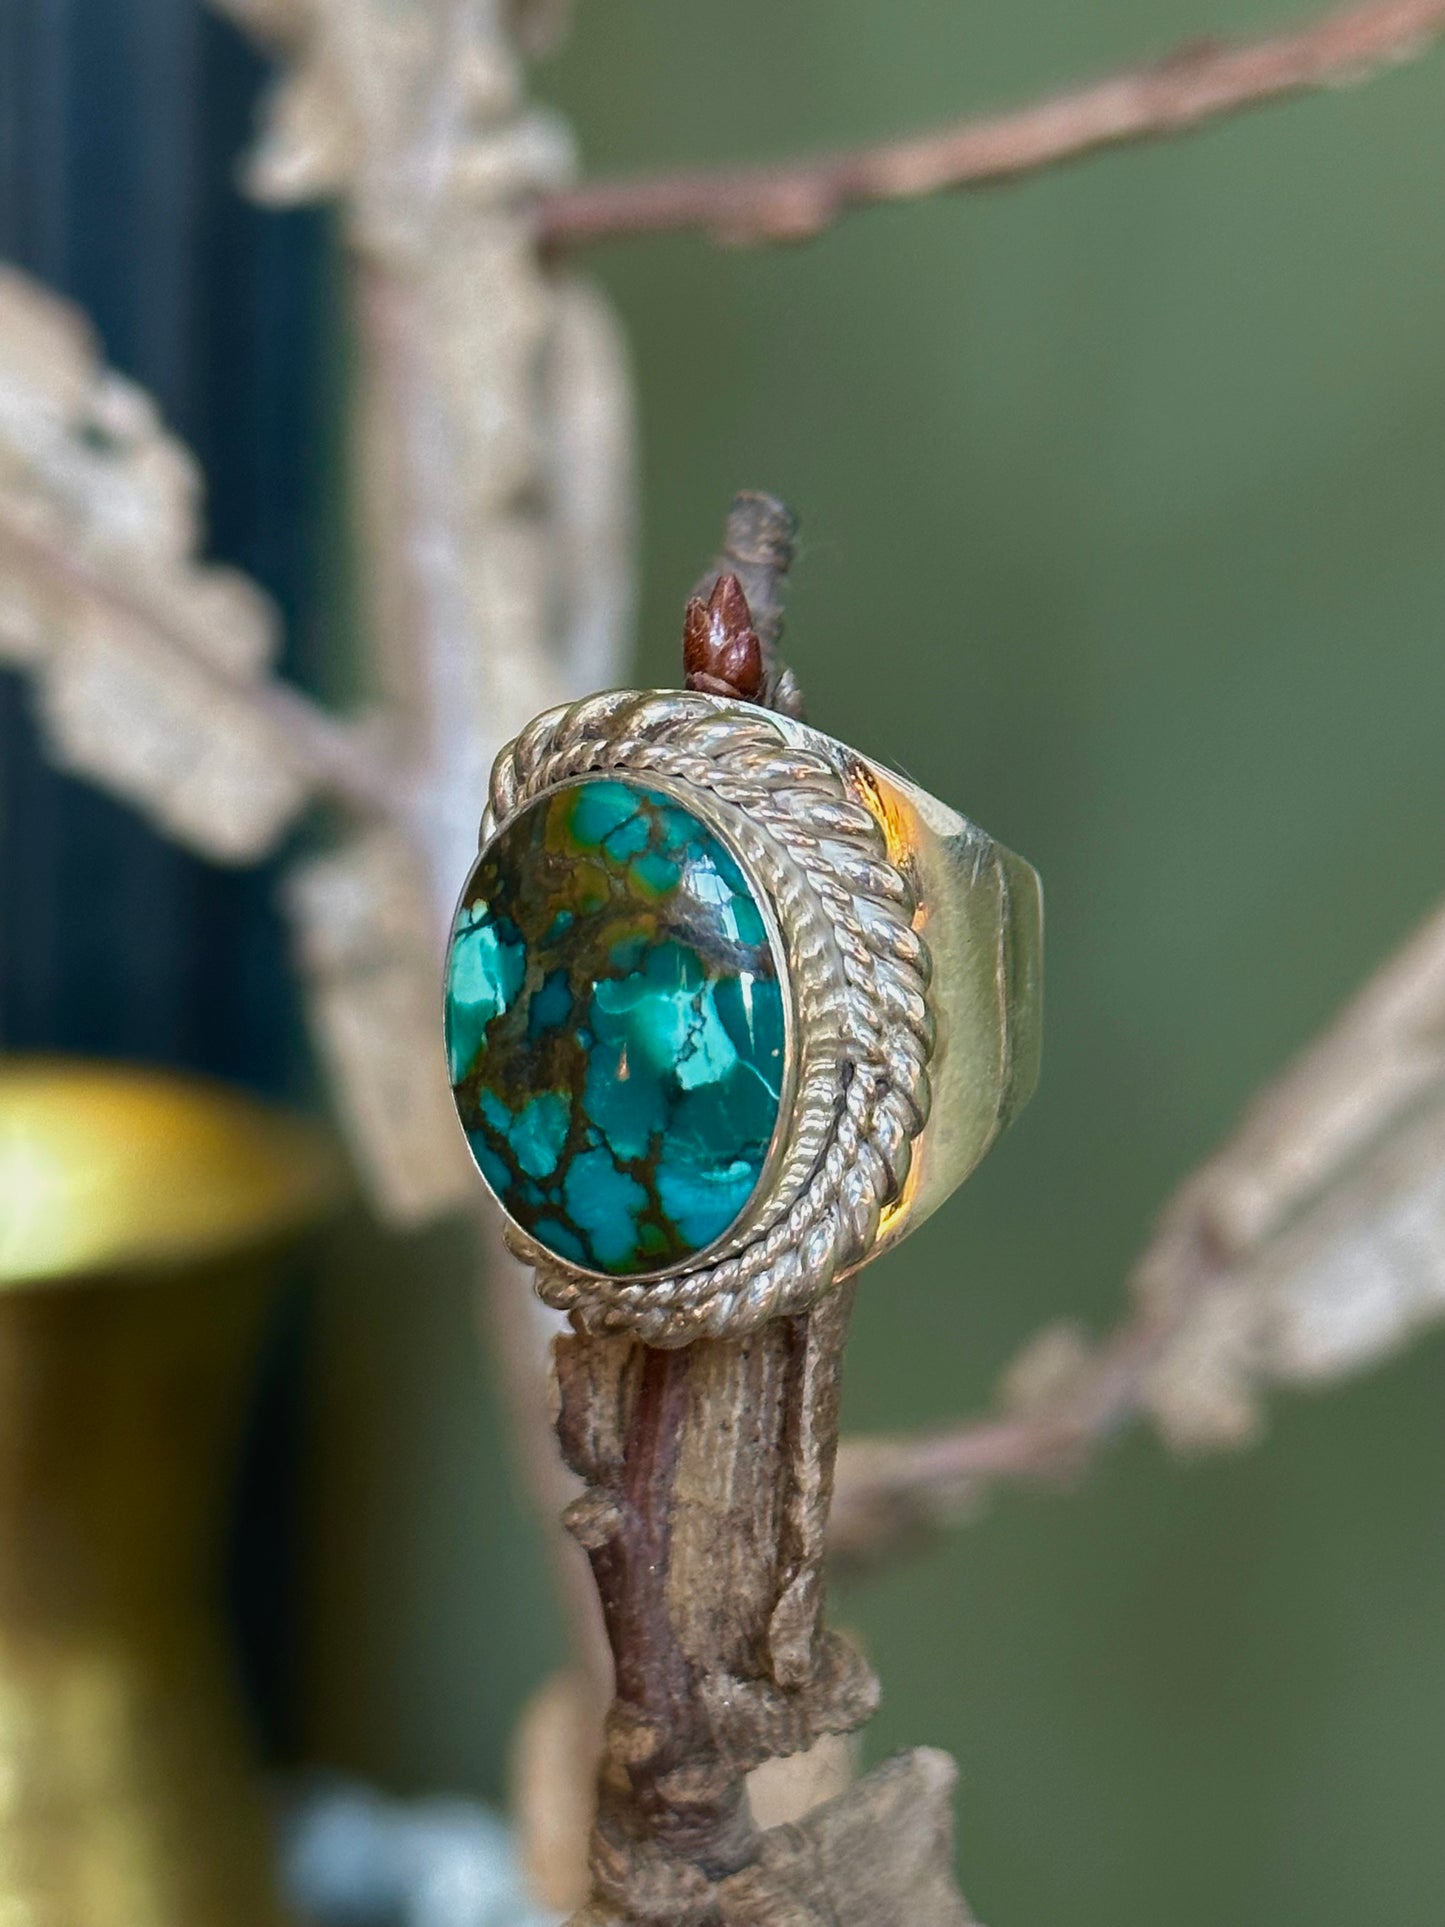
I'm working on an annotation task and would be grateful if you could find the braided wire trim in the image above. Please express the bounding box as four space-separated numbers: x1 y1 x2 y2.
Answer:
485 690 934 1342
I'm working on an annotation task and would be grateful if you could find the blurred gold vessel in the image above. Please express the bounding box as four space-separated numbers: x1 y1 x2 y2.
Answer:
0 1057 342 1926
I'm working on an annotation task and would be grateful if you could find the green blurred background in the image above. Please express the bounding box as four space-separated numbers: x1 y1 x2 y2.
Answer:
5 3 1444 1922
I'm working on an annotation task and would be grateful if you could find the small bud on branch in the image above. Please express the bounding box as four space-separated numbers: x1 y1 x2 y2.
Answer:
683 572 765 701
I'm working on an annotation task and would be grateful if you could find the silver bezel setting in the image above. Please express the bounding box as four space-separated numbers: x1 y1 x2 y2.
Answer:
479 689 935 1344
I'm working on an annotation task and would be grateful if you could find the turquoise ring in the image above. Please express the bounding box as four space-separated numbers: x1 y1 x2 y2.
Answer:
444 689 1041 1344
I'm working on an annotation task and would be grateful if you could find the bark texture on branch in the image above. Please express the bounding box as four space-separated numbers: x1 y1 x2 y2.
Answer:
555 1291 978 1924
555 1290 887 1922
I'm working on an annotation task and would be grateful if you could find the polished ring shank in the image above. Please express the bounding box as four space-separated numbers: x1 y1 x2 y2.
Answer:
810 727 1042 1267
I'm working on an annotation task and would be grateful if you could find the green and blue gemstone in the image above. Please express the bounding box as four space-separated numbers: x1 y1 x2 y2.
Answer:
444 778 787 1276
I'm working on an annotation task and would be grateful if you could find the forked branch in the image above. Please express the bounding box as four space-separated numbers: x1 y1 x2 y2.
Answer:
539 0 1445 249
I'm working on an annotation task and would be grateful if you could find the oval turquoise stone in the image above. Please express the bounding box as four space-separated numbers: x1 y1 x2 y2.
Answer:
445 779 786 1276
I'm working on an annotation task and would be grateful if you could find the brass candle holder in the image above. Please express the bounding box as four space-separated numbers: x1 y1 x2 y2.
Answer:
0 1057 342 1926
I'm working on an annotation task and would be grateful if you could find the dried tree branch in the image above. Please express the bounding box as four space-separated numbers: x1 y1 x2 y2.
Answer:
556 1294 876 1924
551 501 976 1925
0 498 398 824
214 0 636 1228
538 0 1445 249
4 0 640 1785
831 1309 1174 1561
0 261 406 859
210 3 647 1831
832 897 1445 1561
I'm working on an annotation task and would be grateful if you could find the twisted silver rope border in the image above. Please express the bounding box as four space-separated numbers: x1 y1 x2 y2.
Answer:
483 690 934 1342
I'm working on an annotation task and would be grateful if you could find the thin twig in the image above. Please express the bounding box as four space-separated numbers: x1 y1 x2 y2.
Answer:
830 1301 1191 1561
538 0 1445 249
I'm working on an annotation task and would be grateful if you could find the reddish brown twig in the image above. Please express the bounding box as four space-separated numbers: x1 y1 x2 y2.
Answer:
539 0 1445 249
829 1303 1185 1563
